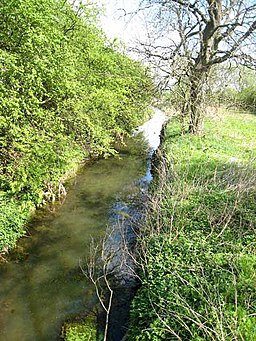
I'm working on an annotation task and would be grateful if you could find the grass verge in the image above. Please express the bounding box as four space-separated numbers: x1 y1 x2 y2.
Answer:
129 108 256 340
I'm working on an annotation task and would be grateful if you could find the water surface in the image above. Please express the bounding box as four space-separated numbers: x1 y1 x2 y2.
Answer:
0 138 147 341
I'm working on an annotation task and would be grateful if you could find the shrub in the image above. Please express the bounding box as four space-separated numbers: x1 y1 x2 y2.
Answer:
0 0 153 251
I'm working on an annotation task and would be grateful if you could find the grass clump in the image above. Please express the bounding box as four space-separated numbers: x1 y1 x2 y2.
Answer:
129 109 256 340
64 315 97 341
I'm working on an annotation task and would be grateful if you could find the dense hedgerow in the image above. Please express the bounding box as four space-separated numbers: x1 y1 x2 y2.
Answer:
0 0 153 251
129 110 256 340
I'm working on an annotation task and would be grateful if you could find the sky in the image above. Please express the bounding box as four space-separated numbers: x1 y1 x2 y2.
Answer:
96 0 147 44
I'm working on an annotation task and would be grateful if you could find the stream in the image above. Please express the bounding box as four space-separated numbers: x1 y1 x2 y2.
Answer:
0 109 166 341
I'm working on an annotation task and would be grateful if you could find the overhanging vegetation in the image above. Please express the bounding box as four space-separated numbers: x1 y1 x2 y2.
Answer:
0 0 153 252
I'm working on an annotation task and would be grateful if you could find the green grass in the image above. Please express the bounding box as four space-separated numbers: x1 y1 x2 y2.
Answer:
129 109 256 340
64 314 97 341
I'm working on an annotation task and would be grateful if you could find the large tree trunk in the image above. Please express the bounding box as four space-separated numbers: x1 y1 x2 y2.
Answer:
187 0 222 134
188 67 208 134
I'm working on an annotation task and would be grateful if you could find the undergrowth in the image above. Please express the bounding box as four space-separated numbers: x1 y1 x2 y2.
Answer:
129 109 256 340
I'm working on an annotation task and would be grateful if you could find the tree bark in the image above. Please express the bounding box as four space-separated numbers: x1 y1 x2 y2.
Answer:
188 67 208 134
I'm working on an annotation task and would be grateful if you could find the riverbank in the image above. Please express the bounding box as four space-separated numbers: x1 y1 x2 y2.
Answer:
0 154 84 258
0 109 167 341
129 107 256 340
0 0 153 255
0 131 152 341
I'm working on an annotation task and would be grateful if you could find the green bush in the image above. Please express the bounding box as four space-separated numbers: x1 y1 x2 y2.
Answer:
219 86 256 113
0 195 33 251
0 0 153 251
237 86 256 112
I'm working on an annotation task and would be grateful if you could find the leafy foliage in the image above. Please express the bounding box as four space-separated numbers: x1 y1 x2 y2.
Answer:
0 196 33 251
64 314 97 341
224 86 256 113
0 0 152 251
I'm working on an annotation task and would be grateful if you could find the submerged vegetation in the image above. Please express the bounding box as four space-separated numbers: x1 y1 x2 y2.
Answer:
129 108 256 340
0 0 152 251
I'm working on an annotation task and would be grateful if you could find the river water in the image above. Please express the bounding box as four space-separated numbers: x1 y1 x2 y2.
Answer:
0 109 166 341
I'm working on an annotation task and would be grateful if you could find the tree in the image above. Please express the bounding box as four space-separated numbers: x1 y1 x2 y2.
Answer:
135 0 256 133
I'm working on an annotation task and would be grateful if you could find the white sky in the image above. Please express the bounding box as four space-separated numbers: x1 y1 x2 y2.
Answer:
96 0 147 44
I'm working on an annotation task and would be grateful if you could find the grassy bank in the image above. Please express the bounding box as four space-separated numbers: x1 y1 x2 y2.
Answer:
129 108 256 340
